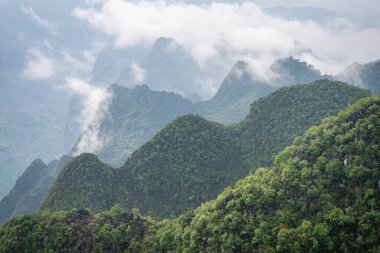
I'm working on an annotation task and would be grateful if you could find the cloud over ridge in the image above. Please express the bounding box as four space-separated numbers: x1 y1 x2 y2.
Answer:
73 0 380 76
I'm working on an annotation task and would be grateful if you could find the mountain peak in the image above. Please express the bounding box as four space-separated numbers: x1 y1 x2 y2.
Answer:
268 56 322 85
151 37 178 52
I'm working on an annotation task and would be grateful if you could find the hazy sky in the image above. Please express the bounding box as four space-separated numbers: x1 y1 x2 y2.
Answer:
75 0 380 75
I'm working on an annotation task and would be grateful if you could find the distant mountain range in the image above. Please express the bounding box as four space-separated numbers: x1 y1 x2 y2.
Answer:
41 80 369 219
2 49 378 223
337 59 380 96
1 91 378 252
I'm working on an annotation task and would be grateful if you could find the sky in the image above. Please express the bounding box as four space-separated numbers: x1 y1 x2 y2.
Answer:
4 0 380 154
73 0 380 75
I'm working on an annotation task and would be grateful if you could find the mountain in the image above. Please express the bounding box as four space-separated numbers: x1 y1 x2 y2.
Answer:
0 0 95 199
238 79 370 170
118 37 203 99
1 95 378 252
201 60 274 123
0 160 49 224
0 57 331 224
0 156 71 224
146 94 380 252
42 80 370 219
74 57 327 165
337 59 380 95
42 154 114 213
268 56 324 86
73 84 198 166
91 45 149 86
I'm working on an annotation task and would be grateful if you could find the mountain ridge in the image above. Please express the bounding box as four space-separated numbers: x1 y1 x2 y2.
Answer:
41 80 370 219
1 94 378 252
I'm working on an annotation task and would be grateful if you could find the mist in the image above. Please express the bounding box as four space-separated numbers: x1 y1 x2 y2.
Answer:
0 0 379 199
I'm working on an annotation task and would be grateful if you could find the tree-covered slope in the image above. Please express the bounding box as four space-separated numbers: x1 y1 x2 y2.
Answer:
0 156 71 224
113 114 245 217
0 207 152 253
42 80 370 219
337 59 380 96
238 79 371 170
1 95 378 252
268 56 324 86
73 84 198 167
200 60 274 124
145 95 380 252
76 57 327 167
42 154 113 213
0 160 49 224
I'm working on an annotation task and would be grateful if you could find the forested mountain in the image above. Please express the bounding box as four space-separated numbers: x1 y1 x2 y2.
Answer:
1 95 378 252
146 95 380 252
0 160 49 224
268 56 324 86
0 58 330 225
73 84 198 166
42 80 370 219
337 59 380 95
75 57 327 166
238 80 370 170
0 156 71 224
200 60 274 123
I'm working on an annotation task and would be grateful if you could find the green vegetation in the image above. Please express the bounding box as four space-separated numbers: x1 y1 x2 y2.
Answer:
146 95 380 252
239 79 371 170
0 207 151 252
1 95 378 252
113 115 245 217
42 80 370 219
0 160 49 224
81 84 198 167
80 57 325 167
268 56 324 86
337 59 380 95
42 154 113 213
200 60 274 123
0 156 71 224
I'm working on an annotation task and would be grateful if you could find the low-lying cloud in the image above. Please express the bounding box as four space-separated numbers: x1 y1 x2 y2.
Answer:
63 77 111 155
74 0 380 77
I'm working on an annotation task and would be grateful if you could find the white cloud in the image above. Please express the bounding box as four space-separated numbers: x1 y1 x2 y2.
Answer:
21 6 56 34
21 47 56 81
73 0 380 77
130 62 146 83
21 40 102 82
63 78 111 155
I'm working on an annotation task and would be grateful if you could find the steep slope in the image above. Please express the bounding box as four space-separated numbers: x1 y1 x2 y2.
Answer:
73 84 198 166
238 79 371 170
146 95 380 252
1 95 378 252
0 160 49 224
0 156 71 224
113 115 244 217
268 56 323 86
74 57 328 167
42 154 113 212
42 81 370 219
122 37 203 99
201 60 274 123
337 59 380 95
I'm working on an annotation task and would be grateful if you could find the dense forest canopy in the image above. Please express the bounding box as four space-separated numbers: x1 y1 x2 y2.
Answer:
41 80 370 219
1 95 378 252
